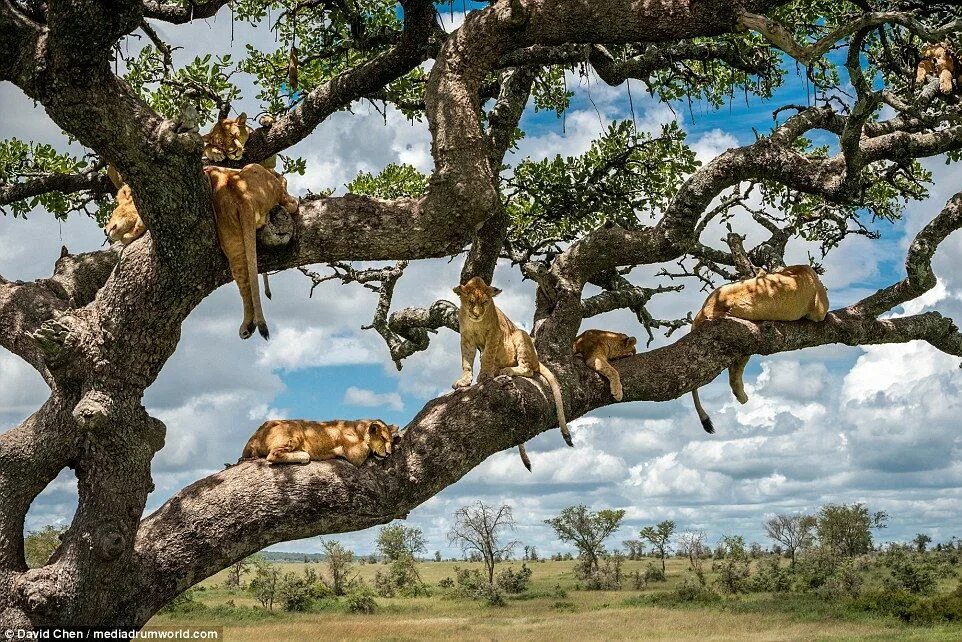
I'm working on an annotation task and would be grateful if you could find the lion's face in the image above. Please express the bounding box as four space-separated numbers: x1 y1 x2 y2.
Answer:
366 420 401 458
611 334 637 359
453 277 502 322
205 113 251 161
105 185 143 243
922 44 950 68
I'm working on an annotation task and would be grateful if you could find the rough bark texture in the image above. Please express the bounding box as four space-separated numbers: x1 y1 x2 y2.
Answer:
1 0 961 629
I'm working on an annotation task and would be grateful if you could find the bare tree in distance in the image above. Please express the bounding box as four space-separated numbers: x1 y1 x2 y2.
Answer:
448 501 520 586
2 0 962 626
764 513 817 567
677 530 709 576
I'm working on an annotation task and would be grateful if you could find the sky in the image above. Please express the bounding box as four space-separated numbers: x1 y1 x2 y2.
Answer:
2 5 962 560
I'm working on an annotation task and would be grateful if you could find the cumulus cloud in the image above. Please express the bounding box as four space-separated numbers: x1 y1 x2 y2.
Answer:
343 386 404 411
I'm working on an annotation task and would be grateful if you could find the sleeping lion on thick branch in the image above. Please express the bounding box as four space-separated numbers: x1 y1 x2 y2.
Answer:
690 265 829 433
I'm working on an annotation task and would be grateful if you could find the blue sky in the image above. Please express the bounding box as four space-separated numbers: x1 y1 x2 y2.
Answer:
2 5 962 559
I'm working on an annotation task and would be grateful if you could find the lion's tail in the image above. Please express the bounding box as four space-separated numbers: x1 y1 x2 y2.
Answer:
538 364 572 447
517 443 532 472
692 388 715 434
238 194 269 340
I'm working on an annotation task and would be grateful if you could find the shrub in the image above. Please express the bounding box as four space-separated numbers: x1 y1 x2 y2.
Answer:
374 555 428 598
496 564 533 594
158 588 207 614
749 557 792 593
437 577 455 590
673 574 721 604
479 583 506 607
817 557 864 600
579 557 623 591
345 584 379 614
643 563 666 583
713 537 751 594
279 566 331 612
792 548 840 592
628 571 646 590
881 548 938 595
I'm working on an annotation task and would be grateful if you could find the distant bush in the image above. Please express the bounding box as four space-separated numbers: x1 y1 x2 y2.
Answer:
673 574 721 604
374 555 428 598
749 557 792 593
478 583 506 607
881 548 938 596
496 563 533 594
279 565 332 612
579 557 623 591
792 548 840 592
345 584 379 614
816 558 864 600
437 577 455 590
158 588 207 615
713 536 751 594
643 563 666 583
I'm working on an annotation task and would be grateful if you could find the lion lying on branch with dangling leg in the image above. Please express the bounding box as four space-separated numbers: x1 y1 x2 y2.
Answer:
689 264 830 433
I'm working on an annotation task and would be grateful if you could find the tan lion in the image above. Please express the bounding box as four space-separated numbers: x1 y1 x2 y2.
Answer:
205 164 299 340
916 43 959 94
453 277 571 471
690 265 829 433
573 330 637 401
202 113 277 169
102 164 298 340
240 419 401 466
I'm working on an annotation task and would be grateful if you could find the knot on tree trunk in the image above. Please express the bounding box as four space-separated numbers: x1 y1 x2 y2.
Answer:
72 390 117 431
14 568 65 617
94 528 126 561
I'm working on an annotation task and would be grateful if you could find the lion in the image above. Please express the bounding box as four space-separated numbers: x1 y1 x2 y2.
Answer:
202 113 277 169
916 43 959 94
690 265 829 433
573 330 637 401
452 276 571 471
105 184 147 244
205 164 299 340
240 419 401 466
101 164 298 340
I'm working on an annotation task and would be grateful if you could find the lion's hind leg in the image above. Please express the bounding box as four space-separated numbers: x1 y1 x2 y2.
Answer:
588 356 623 401
265 436 310 465
728 356 750 404
499 331 537 377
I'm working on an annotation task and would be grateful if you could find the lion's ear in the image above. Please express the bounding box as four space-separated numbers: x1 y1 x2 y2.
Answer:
488 286 502 297
368 422 379 436
236 112 248 125
453 285 463 296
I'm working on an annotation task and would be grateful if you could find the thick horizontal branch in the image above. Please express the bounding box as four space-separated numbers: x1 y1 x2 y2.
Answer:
0 170 113 210
125 298 958 624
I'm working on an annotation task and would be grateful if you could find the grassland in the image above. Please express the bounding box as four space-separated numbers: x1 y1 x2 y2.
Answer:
150 558 962 641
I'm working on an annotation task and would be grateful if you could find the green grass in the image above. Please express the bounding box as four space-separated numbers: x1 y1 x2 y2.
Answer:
151 558 962 641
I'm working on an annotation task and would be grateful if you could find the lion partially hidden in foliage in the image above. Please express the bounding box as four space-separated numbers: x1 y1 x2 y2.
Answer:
916 42 961 94
453 276 571 471
103 164 298 340
690 265 829 433
240 419 401 466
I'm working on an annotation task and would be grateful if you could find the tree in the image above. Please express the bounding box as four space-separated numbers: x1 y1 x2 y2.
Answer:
544 505 624 575
22 526 65 569
434 551 442 563
622 539 645 561
376 525 427 563
913 533 932 553
677 530 708 575
764 513 816 567
640 521 676 572
3 0 962 628
816 503 887 557
320 540 354 597
448 502 519 585
224 555 257 589
248 558 281 611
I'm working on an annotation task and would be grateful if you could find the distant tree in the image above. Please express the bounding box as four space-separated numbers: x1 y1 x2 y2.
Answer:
225 554 258 589
449 501 520 585
714 536 751 594
545 506 625 575
640 521 676 572
623 539 645 560
320 540 354 596
248 559 282 610
816 504 887 557
677 530 708 575
434 550 442 562
377 525 427 562
529 546 539 562
913 533 932 553
23 525 66 568
764 513 816 567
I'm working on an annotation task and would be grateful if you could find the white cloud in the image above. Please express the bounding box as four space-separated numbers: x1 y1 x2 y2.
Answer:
343 386 404 411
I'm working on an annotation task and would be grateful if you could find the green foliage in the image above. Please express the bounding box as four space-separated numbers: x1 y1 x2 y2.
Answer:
158 588 207 614
639 520 676 572
881 547 938 596
496 563 533 594
713 536 751 594
345 582 379 614
279 564 333 612
507 121 697 246
346 163 429 199
749 557 793 593
376 524 427 562
816 557 865 600
643 563 666 584
320 540 355 596
532 66 573 117
373 554 427 598
125 48 240 125
544 505 626 573
23 525 66 568
0 140 105 219
816 503 887 558
248 558 282 610
793 547 841 592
